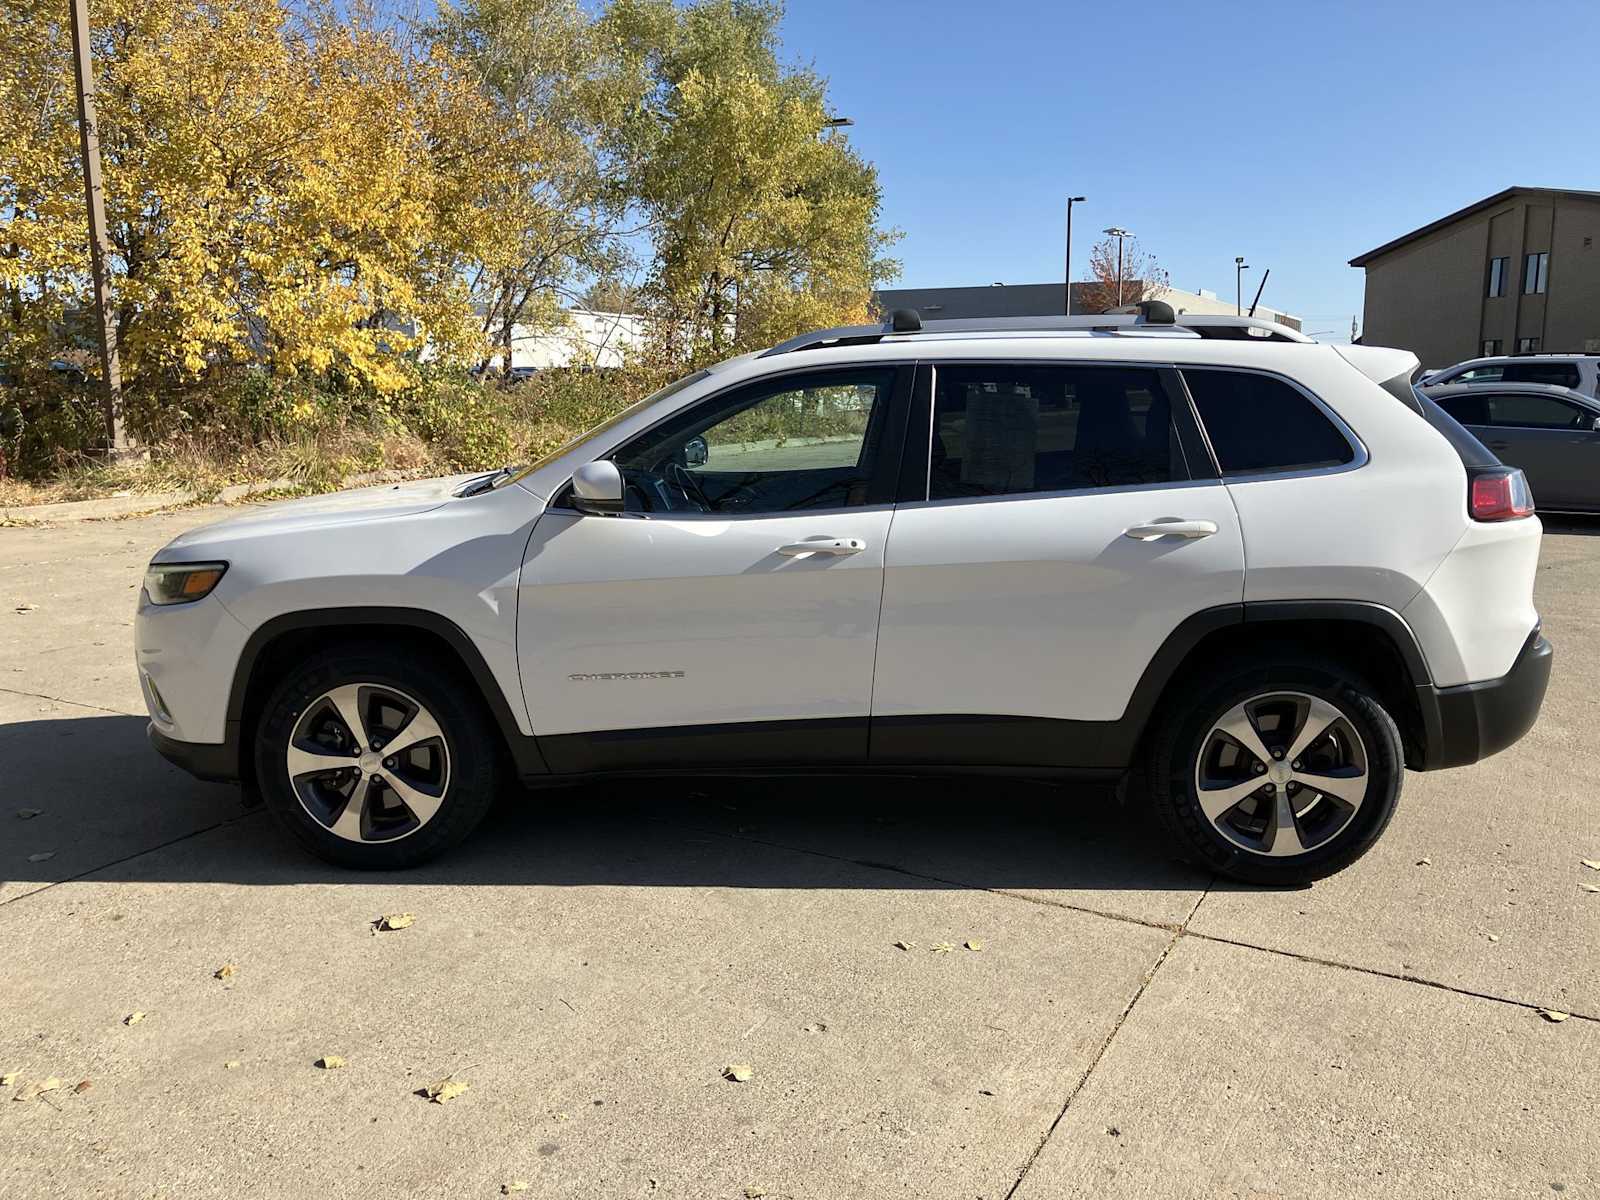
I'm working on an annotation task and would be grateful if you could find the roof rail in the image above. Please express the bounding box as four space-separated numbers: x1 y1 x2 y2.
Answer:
759 308 1312 356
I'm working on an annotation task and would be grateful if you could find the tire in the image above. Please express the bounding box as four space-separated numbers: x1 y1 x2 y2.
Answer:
1145 655 1402 885
254 645 503 869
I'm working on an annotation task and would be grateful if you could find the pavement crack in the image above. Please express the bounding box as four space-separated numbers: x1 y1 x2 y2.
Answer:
0 684 141 719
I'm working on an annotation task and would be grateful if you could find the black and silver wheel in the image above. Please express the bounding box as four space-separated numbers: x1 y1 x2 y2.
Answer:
255 648 502 868
1147 659 1401 884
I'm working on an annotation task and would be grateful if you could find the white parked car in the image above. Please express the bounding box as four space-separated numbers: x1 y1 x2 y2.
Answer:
138 305 1552 884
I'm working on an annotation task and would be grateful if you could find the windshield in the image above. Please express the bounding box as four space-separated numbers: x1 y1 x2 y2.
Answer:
490 369 712 490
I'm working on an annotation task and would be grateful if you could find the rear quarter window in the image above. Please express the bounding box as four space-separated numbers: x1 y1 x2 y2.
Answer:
1183 369 1356 475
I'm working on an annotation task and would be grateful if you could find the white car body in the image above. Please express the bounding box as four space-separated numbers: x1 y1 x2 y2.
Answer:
137 310 1553 879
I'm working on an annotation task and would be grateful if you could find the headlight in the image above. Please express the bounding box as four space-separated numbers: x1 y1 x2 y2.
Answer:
143 561 228 605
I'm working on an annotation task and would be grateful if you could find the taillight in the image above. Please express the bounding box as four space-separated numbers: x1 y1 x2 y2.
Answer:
1468 467 1535 522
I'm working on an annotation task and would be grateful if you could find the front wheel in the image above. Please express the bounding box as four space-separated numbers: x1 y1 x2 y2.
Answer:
254 648 503 869
1146 658 1402 885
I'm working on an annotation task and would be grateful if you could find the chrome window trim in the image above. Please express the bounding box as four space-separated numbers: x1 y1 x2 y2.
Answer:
1178 363 1370 483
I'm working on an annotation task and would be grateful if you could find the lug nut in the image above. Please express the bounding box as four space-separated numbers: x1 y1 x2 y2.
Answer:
1263 783 1276 793
1254 763 1266 774
1272 749 1284 760
383 757 396 770
370 740 382 751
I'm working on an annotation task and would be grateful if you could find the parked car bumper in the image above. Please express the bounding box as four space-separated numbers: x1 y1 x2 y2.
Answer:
1417 628 1552 770
149 722 239 784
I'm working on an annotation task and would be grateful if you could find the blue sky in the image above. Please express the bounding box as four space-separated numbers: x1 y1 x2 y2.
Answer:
779 0 1600 339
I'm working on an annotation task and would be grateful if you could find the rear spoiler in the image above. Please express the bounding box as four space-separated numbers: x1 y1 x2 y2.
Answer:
1335 344 1425 414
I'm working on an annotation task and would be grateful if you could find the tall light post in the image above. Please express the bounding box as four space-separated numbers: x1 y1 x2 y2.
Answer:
1235 255 1249 315
1064 195 1086 315
1103 227 1132 308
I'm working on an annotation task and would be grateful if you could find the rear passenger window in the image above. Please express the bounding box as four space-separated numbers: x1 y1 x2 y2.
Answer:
928 365 1185 499
1502 362 1580 388
1184 369 1356 476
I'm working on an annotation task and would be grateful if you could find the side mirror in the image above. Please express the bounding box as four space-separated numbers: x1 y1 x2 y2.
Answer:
570 460 624 515
1591 416 1600 432
683 435 709 468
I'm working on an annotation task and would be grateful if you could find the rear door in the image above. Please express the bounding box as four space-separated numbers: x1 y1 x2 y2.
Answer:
870 359 1244 768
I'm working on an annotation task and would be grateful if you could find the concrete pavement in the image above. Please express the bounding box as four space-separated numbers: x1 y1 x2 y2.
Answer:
2 509 1597 1198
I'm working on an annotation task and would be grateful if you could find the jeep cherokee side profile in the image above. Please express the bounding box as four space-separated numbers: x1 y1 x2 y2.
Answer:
137 308 1552 884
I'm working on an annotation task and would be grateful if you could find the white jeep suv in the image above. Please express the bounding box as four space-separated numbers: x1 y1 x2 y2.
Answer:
136 306 1552 884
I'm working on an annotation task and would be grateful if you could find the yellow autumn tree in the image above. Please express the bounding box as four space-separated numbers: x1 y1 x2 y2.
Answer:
0 0 517 440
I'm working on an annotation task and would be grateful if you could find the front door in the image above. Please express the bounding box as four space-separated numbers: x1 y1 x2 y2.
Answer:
518 364 912 772
870 360 1245 767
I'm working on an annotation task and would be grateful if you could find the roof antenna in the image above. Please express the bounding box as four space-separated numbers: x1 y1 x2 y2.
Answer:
888 308 922 333
1247 269 1270 318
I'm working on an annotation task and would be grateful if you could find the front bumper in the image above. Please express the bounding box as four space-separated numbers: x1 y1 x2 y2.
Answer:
149 723 239 783
1417 629 1552 770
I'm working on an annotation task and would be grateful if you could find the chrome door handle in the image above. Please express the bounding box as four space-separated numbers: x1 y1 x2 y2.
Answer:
1123 518 1218 541
777 537 866 556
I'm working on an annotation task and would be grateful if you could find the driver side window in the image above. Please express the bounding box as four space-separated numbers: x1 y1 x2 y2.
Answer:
610 368 898 514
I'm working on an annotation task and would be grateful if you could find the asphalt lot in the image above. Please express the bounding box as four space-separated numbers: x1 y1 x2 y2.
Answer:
2 506 1598 1199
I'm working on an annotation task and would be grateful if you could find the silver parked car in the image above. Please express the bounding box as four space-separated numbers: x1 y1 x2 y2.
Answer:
1421 381 1600 513
1420 354 1600 398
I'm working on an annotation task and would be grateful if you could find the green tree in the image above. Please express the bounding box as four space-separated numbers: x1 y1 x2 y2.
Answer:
603 0 899 365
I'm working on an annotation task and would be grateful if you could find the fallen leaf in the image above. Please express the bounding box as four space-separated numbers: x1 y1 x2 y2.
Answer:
123 1011 145 1026
929 941 955 954
0 1072 15 1086
26 852 54 863
1415 857 1431 867
214 964 236 981
15 809 41 820
965 938 984 952
12 1077 62 1103
224 1061 241 1070
374 912 414 932
73 1079 92 1094
423 1078 469 1103
316 1055 346 1070
893 940 914 951
744 1189 767 1199
721 1063 754 1083
801 1022 828 1034
977 1088 995 1097
1487 934 1499 943
502 1182 529 1195
1581 859 1600 871
14 602 38 613
1539 1009 1570 1023
1581 883 1600 894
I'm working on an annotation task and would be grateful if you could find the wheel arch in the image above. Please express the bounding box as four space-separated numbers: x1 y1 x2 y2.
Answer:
1128 601 1437 770
227 608 547 783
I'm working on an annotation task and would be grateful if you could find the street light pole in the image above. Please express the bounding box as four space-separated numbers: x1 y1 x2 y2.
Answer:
1064 196 1086 315
1235 255 1249 316
68 0 130 459
1103 227 1132 309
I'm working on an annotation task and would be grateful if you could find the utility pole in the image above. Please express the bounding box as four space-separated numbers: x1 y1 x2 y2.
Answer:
1104 227 1132 309
1234 255 1249 316
68 0 131 458
1064 196 1085 315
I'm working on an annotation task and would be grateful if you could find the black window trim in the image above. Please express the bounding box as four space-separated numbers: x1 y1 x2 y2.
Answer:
552 360 918 520
892 358 1216 506
1175 364 1369 482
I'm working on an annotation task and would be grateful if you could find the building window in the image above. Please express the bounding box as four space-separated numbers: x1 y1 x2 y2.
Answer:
1517 337 1541 353
1481 339 1502 357
1523 252 1549 295
1487 257 1507 297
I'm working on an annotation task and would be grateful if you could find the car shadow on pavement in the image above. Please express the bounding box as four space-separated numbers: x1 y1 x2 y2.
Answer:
2 714 1208 898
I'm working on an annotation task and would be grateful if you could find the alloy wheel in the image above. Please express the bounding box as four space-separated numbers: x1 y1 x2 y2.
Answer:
285 683 451 844
1193 690 1369 858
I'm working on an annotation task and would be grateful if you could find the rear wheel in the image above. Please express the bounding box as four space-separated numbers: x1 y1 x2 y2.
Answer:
1146 658 1402 884
254 648 502 869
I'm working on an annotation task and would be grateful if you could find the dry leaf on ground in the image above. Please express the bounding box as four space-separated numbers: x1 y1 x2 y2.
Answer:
214 964 236 980
965 938 984 952
744 1189 767 1199
15 809 41 820
73 1079 92 1094
801 1022 828 1034
1581 883 1600 893
893 939 914 951
1539 1009 1571 1023
721 1063 754 1083
123 1011 145 1026
316 1055 346 1070
14 603 38 613
423 1078 469 1103
929 942 955 954
1415 857 1431 867
224 1061 241 1070
374 912 414 932
0 1072 16 1086
12 1077 62 1103
1581 859 1600 871
502 1183 529 1195
26 852 54 863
